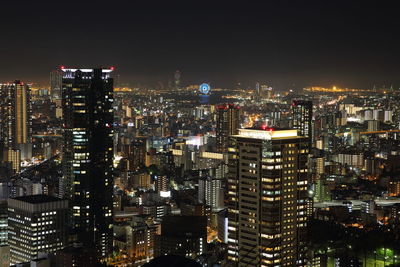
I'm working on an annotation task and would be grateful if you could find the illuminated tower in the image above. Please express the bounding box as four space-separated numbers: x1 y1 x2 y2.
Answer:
61 68 114 258
227 127 309 266
292 100 313 142
216 104 240 152
0 81 31 148
0 81 32 171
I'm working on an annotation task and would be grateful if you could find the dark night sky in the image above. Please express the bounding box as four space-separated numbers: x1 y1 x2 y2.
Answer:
0 1 399 89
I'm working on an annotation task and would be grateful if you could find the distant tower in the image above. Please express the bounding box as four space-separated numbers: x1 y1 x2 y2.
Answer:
50 69 63 100
216 104 240 152
255 82 260 94
174 70 181 90
292 100 313 144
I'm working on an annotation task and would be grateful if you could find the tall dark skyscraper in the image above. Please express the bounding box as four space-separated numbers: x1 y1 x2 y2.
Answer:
227 128 309 266
292 100 313 142
216 104 240 152
61 68 114 258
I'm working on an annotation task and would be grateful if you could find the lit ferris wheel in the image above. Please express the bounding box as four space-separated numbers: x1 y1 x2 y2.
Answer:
199 83 211 95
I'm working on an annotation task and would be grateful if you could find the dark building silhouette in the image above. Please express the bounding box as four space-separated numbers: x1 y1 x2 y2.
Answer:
61 68 114 258
216 104 240 152
130 137 147 170
54 243 99 267
155 216 207 259
143 255 201 267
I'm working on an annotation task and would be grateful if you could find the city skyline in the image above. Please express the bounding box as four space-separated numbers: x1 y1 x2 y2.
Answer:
2 2 400 267
0 1 399 89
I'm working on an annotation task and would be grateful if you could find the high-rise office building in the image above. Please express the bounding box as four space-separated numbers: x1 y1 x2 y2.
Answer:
216 104 240 152
292 100 314 219
8 195 68 265
0 81 32 165
227 127 309 266
50 70 63 100
292 100 313 142
61 68 114 258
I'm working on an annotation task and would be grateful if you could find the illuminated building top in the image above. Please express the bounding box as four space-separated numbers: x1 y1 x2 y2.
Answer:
60 66 114 73
233 127 299 140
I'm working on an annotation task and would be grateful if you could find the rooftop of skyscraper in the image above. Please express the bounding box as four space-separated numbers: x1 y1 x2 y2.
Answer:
233 127 302 140
11 194 63 204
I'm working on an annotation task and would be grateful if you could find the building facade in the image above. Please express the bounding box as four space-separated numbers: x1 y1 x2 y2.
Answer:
8 195 68 265
198 176 223 209
50 69 63 101
0 81 32 170
216 104 240 152
227 128 309 266
292 100 312 141
61 68 114 258
0 201 7 246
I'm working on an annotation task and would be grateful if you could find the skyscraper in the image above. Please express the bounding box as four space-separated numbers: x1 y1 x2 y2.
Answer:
50 70 63 100
198 175 223 209
61 68 114 258
292 100 313 142
227 127 309 266
8 195 68 265
0 81 31 147
216 104 240 152
0 81 32 168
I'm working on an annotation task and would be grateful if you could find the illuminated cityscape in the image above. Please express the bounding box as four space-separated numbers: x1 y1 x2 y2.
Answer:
0 2 400 267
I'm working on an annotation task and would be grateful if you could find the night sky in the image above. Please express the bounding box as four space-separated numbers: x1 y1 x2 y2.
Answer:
0 1 399 89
